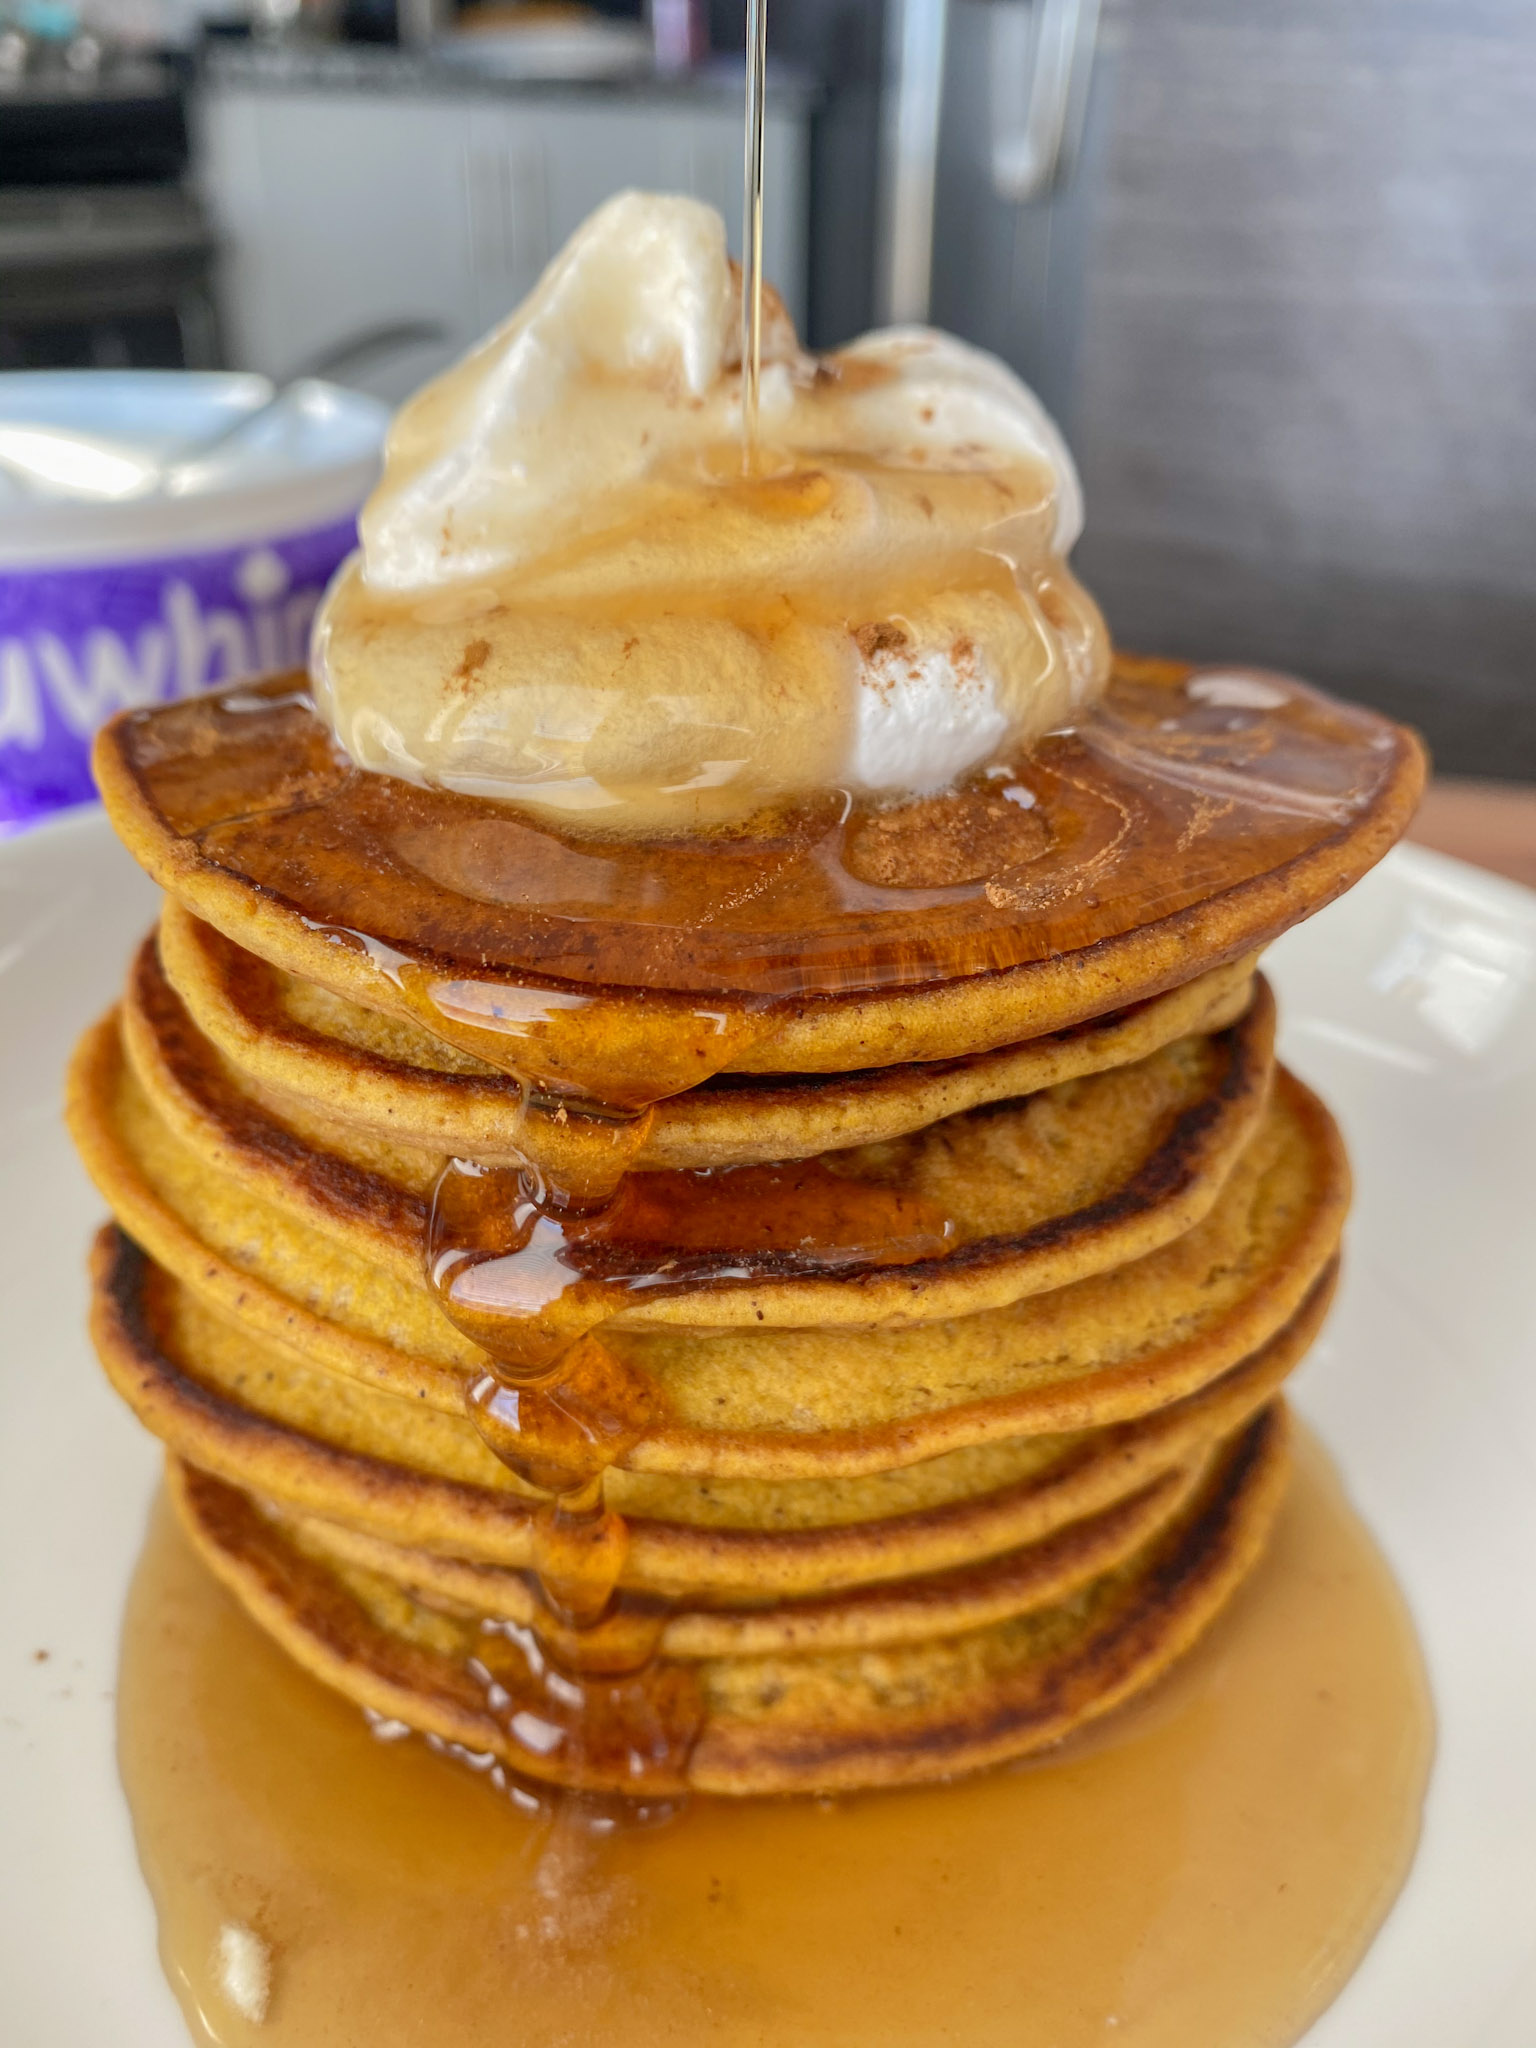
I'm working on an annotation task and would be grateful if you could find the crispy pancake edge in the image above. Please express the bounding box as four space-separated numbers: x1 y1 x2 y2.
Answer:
72 997 1344 1470
277 1455 1209 1661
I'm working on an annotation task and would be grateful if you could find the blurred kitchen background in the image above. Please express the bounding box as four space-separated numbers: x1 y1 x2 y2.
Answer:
1 0 1533 790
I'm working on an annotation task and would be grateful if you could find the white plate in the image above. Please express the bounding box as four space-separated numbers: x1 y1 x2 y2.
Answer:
2 811 1535 2047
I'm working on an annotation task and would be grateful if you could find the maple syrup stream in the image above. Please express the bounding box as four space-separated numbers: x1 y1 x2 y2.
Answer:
742 0 768 465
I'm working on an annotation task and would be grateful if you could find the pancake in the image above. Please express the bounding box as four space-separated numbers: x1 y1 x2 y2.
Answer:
279 1454 1210 1660
80 979 1277 1336
690 1407 1291 1795
75 983 1343 1469
90 1224 1324 1599
92 657 1424 1087
151 903 1261 1170
168 1403 1291 1794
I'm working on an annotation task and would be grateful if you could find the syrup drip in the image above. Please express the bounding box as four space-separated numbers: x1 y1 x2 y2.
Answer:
382 972 778 1138
431 1153 955 1382
464 1613 703 1792
429 1147 955 1785
431 1147 683 1784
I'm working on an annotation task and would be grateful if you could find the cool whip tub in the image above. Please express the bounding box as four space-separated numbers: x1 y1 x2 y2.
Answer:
0 371 388 832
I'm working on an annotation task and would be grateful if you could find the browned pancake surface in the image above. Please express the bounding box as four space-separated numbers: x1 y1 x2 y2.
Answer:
150 904 1261 1169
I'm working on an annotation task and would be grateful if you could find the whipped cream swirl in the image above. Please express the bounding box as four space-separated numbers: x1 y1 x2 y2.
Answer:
312 191 1109 832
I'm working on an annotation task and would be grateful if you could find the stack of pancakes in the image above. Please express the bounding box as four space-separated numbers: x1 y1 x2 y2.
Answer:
69 660 1422 1798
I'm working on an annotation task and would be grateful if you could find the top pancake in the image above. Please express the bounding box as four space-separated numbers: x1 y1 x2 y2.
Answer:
94 654 1424 1088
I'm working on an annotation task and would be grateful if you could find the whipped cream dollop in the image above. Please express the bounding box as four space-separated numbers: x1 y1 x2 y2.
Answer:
312 191 1109 832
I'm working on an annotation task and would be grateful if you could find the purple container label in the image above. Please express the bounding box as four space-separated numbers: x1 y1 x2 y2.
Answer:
0 515 359 832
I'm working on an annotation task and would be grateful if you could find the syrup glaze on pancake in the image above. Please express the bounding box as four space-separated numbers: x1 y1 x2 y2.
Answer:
100 978 1278 1331
85 639 1421 1800
96 655 1423 1088
90 652 1419 1710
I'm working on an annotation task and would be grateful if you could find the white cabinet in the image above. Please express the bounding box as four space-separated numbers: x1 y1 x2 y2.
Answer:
196 76 810 401
196 92 480 397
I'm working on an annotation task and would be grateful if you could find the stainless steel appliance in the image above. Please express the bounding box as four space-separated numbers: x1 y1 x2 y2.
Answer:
0 54 220 371
865 0 1536 779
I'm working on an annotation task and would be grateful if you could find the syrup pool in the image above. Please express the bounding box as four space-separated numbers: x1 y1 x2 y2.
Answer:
117 1426 1432 2048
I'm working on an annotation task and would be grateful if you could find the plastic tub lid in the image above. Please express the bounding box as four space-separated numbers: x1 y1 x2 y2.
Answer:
0 370 390 568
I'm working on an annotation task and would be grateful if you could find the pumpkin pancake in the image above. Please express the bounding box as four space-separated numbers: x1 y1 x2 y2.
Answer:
688 1408 1291 1795
150 903 1260 1170
621 1089 1343 1473
92 657 1423 1092
90 1225 1323 1600
83 980 1277 1336
75 992 1343 1472
276 1454 1210 1661
167 1404 1291 1794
